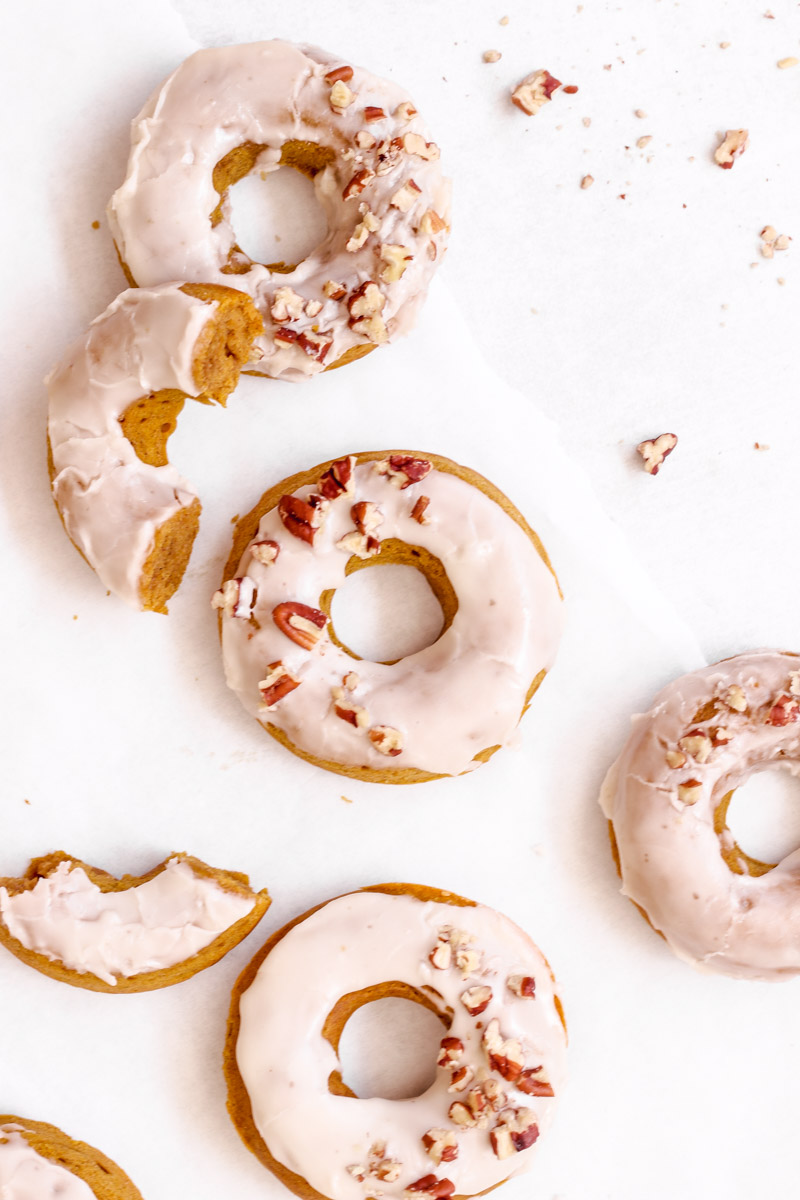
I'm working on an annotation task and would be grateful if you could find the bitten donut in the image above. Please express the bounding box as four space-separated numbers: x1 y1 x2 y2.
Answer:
0 851 269 992
0 1116 142 1200
225 883 567 1200
108 40 451 381
600 650 800 980
46 282 262 612
215 451 563 782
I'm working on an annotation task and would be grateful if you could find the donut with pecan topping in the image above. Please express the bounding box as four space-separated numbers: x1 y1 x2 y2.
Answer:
600 650 800 979
108 41 451 381
215 451 563 783
224 883 567 1200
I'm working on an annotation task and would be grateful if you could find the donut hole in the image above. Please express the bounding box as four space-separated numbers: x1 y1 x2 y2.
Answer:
328 560 447 664
335 996 447 1100
719 764 800 871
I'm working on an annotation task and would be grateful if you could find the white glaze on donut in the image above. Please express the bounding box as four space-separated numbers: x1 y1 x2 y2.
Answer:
0 858 256 986
0 1127 94 1200
108 41 451 381
47 285 220 609
219 458 563 776
600 650 800 980
235 891 567 1199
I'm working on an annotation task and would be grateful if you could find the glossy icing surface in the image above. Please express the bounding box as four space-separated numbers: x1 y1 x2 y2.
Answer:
0 1127 95 1200
108 41 451 380
600 650 800 980
0 858 256 986
46 285 215 609
236 891 567 1198
219 459 563 776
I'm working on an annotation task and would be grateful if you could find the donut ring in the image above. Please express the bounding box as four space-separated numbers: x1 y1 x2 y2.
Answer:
224 883 567 1200
46 282 263 612
0 851 269 992
108 40 451 382
215 451 563 782
0 1116 142 1200
600 650 800 980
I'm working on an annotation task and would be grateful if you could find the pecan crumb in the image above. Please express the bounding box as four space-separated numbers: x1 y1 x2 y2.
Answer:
778 56 799 69
580 174 594 189
636 432 678 475
483 50 502 63
714 129 749 169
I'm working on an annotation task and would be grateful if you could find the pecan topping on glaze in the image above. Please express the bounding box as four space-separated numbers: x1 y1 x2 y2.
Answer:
394 101 418 122
273 327 334 363
258 662 301 710
364 105 386 122
369 725 404 756
342 167 376 200
482 1018 525 1081
678 730 713 763
454 946 480 977
272 602 328 650
329 79 355 111
404 1175 455 1198
411 495 431 524
429 940 452 970
318 455 356 501
665 749 687 768
323 279 347 300
517 1068 555 1097
351 500 384 536
460 985 493 1016
489 1108 539 1159
390 178 422 210
277 493 329 545
447 1065 474 1093
380 243 414 282
636 432 678 475
725 684 747 712
211 576 257 619
376 136 405 175
677 779 702 805
374 455 432 489
249 539 280 567
436 1036 464 1068
714 128 749 168
270 286 305 321
507 974 536 998
324 65 353 85
336 531 381 560
422 1130 458 1166
419 209 447 235
511 70 562 115
402 132 441 160
331 690 369 728
347 280 388 344
767 693 800 726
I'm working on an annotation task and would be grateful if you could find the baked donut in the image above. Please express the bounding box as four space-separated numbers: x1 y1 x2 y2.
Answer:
215 451 563 782
600 650 800 980
46 282 263 612
0 1116 142 1200
108 41 451 381
0 851 269 992
225 883 567 1200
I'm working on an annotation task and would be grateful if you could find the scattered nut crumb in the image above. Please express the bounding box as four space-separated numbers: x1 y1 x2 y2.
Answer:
637 432 678 475
511 70 562 115
341 795 353 803
91 220 100 230
581 174 594 188
764 9 775 18
754 442 770 450
775 233 791 251
719 41 731 49
582 116 592 127
24 798 31 806
603 63 612 70
777 277 786 285
563 84 579 94
759 226 791 258
636 135 652 148
714 128 748 169
483 50 502 63
499 14 509 24
778 56 799 69
634 108 647 118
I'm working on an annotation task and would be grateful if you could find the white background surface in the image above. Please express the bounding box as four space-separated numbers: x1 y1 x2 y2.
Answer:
1 2 799 1199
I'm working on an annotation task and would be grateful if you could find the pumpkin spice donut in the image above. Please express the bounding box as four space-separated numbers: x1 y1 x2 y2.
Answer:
0 851 269 992
108 40 451 381
0 1116 142 1200
215 451 563 782
600 650 800 980
225 883 567 1200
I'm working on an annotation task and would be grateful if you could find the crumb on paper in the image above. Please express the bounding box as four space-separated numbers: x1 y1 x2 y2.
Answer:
634 108 647 118
341 794 353 804
636 135 652 148
72 614 78 620
563 84 579 94
760 226 792 258
511 70 562 115
637 433 678 475
499 14 509 24
91 220 100 230
778 57 799 69
764 9 775 17
714 128 748 169
778 277 786 285
581 174 594 188
582 116 592 126
603 63 612 70
754 442 770 450
483 49 502 63
24 798 31 806
720 41 731 49
231 513 240 524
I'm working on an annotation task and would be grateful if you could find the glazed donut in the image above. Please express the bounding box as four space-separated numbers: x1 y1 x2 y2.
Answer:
0 1116 142 1200
215 451 563 782
600 650 800 980
46 282 262 612
225 883 567 1200
0 851 269 992
108 41 451 381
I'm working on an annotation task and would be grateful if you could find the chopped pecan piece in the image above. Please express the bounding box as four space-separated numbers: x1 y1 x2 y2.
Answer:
422 1129 458 1166
394 101 418 122
376 136 405 175
410 495 431 525
637 432 678 475
517 1068 554 1097
375 455 432 489
343 167 376 200
402 132 440 160
318 455 357 501
380 243 414 282
404 1177 455 1199
346 206 381 252
374 1159 402 1182
507 974 536 998
482 1018 525 1081
454 946 480 977
273 327 333 363
419 209 447 235
447 1065 474 1093
429 941 452 970
724 684 747 712
332 692 369 728
678 730 713 763
324 65 353 84
355 129 377 149
277 493 329 544
272 602 328 650
336 531 381 560
270 286 305 322
436 1037 463 1068
211 576 256 619
490 1108 539 1158
390 179 422 211
258 662 301 710
714 128 749 168
461 985 493 1016
369 725 403 756
249 539 280 566
329 79 355 111
352 501 384 535
511 70 562 114
343 671 360 691
767 693 800 726
323 279 347 300
364 105 386 122
677 779 702 805
665 749 687 769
